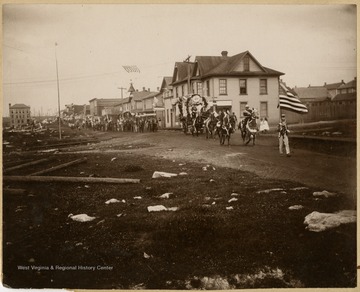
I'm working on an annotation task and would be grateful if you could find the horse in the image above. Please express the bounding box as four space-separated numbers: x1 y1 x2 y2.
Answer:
191 113 204 136
219 115 235 146
239 113 258 146
204 111 218 139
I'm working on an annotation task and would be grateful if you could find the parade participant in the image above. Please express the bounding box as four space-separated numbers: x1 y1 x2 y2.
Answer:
230 112 238 127
278 113 291 157
260 117 269 133
242 104 253 127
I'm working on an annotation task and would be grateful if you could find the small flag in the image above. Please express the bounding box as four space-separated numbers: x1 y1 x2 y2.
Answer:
122 65 140 73
279 91 308 114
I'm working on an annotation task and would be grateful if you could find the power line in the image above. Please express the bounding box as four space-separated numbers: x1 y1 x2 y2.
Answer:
4 44 55 62
3 70 126 85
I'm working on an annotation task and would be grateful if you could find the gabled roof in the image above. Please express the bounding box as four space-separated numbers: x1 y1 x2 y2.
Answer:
132 90 159 102
10 103 30 109
332 92 357 101
293 87 329 101
196 51 283 78
324 81 345 90
339 78 357 89
160 77 173 91
171 62 196 85
141 91 160 100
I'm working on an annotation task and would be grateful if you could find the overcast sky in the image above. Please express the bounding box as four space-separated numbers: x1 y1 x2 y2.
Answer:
2 4 357 117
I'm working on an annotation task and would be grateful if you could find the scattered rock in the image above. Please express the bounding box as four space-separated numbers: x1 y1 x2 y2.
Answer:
134 196 142 200
313 190 337 198
304 210 356 232
105 198 120 204
289 205 304 210
228 198 238 203
69 214 96 222
159 193 172 199
226 207 234 210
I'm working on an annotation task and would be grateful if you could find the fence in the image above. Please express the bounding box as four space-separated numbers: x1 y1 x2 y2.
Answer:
283 99 357 124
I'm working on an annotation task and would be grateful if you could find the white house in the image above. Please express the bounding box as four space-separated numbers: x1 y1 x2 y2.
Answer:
170 50 284 125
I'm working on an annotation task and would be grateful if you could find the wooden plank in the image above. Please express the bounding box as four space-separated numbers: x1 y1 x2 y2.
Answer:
3 188 28 195
3 158 52 174
4 175 140 184
29 157 87 176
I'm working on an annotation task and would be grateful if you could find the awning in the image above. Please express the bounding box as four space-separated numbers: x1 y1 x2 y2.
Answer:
214 100 232 107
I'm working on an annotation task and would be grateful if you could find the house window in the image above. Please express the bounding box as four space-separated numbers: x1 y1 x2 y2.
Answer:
239 79 247 95
197 82 202 95
219 79 227 95
176 87 179 98
206 80 210 96
181 85 185 96
244 56 250 71
240 102 248 117
260 79 268 95
260 102 268 118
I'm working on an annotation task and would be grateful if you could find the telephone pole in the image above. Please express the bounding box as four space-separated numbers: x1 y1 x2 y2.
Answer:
55 42 62 140
118 87 126 99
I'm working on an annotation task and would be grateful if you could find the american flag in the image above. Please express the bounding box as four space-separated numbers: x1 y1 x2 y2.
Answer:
122 65 140 73
279 91 308 114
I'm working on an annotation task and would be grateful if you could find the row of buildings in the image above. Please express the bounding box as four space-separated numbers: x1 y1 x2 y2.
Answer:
8 50 357 128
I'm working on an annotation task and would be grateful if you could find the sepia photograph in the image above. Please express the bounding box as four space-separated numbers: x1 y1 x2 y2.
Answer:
2 2 357 290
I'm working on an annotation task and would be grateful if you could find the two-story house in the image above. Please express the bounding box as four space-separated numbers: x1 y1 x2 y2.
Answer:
9 103 31 128
171 51 284 124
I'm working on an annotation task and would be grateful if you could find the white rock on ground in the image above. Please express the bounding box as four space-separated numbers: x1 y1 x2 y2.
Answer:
159 193 173 199
69 214 96 222
152 171 178 178
289 205 304 210
105 198 120 204
313 190 337 198
147 205 179 212
304 210 356 232
228 198 238 203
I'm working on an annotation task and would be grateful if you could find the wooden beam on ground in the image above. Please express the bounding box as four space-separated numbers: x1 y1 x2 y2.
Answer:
29 157 87 176
3 158 52 174
30 139 99 149
4 175 140 184
3 188 28 195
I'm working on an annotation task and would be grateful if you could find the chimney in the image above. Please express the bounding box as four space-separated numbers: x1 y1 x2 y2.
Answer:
142 87 146 91
308 84 311 88
221 51 228 57
342 80 344 83
148 88 150 92
324 82 327 86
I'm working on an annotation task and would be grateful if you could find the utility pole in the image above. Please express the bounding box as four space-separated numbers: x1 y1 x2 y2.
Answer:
118 87 126 99
55 42 62 140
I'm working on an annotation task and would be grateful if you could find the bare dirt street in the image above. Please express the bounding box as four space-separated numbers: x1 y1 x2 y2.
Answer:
69 130 356 206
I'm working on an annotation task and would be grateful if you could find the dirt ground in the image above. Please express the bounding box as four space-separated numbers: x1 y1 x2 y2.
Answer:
2 123 357 289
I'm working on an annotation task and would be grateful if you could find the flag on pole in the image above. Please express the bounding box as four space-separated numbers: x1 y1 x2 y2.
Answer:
122 65 140 73
279 91 308 114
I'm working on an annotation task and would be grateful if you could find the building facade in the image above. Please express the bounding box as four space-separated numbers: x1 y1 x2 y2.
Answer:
9 103 31 128
89 98 121 116
170 51 284 125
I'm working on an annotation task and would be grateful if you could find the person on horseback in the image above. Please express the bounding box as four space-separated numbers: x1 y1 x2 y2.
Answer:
278 113 291 157
242 104 253 127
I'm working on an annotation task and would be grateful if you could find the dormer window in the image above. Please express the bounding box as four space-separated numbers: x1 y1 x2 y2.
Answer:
244 56 250 71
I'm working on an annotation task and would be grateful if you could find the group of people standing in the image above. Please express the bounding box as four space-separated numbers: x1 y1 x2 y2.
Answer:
240 104 292 157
